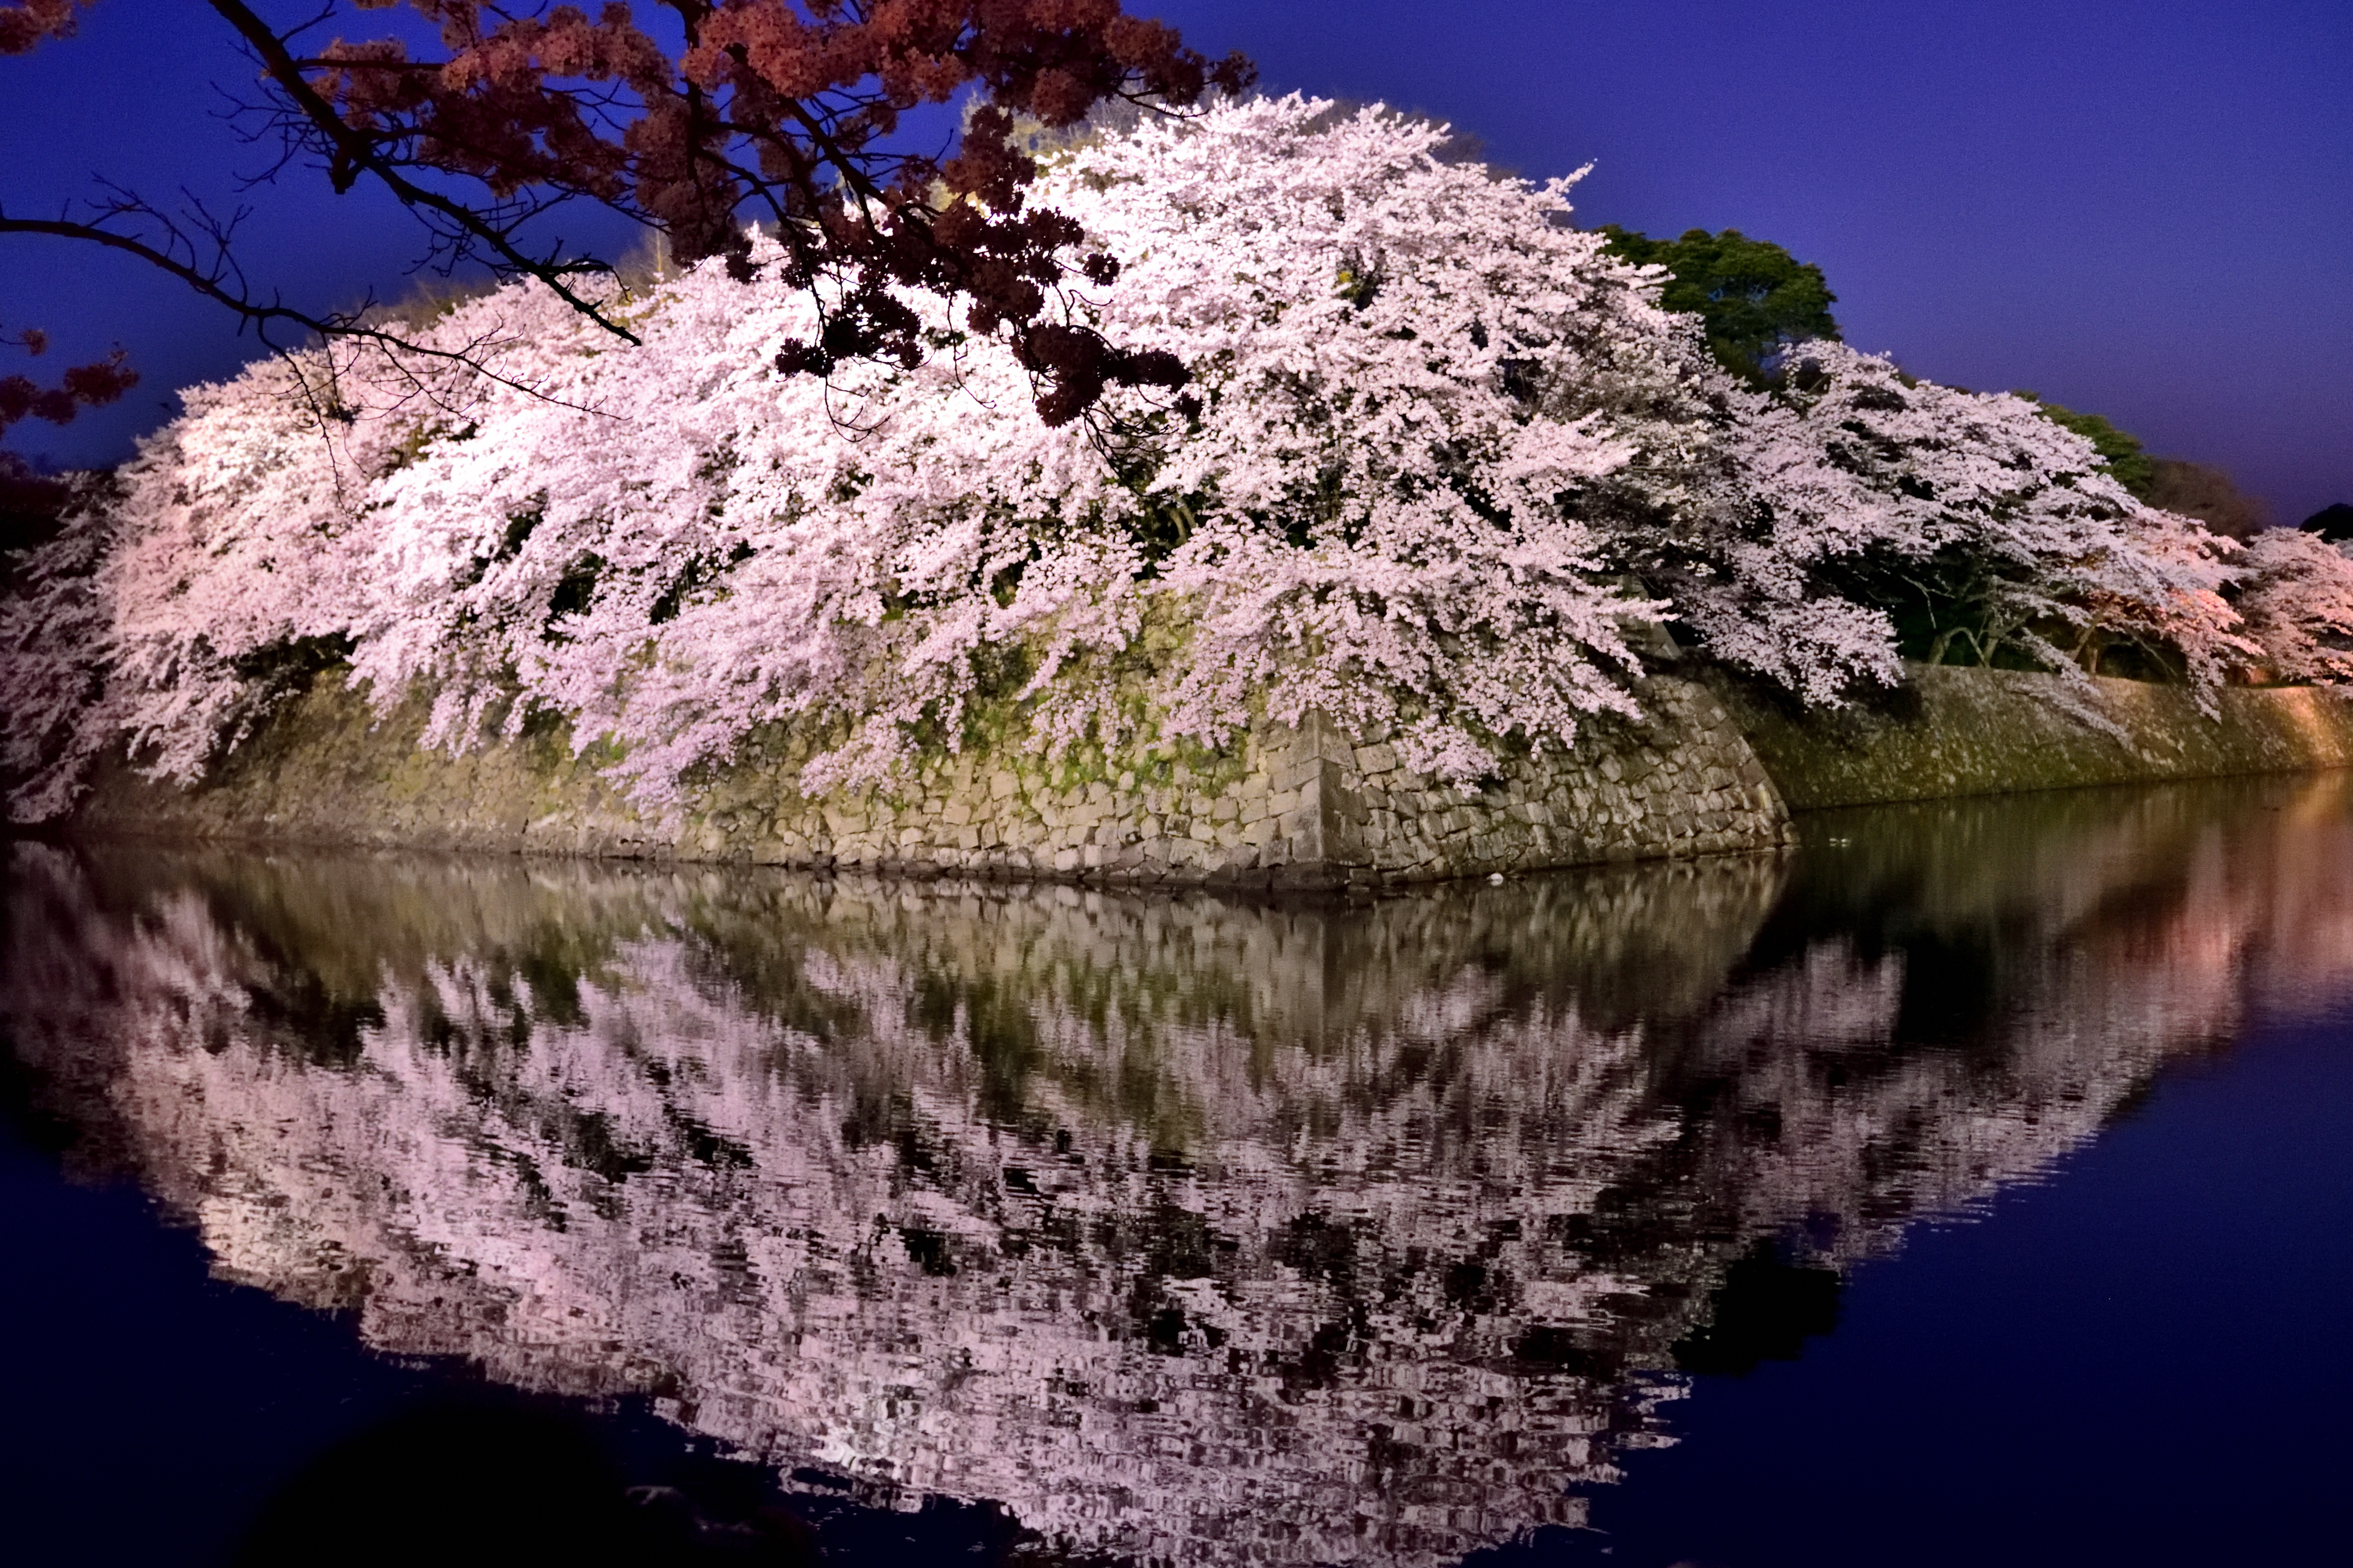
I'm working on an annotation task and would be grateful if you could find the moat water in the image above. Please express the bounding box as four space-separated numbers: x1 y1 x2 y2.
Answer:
4 777 2350 1567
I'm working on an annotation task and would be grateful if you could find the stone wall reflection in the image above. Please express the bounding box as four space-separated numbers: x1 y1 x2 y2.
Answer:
9 773 2353 1568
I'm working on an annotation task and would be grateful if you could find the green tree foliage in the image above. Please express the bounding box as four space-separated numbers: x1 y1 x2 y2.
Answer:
2022 398 2158 499
1597 226 1839 384
2022 399 2269 539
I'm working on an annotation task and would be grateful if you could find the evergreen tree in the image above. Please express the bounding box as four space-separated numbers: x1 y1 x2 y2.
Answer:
2023 399 2158 499
1597 226 1839 384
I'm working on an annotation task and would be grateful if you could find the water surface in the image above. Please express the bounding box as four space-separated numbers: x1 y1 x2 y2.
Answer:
5 776 2352 1565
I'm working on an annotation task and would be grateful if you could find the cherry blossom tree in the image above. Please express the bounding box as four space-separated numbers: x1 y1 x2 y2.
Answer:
1 0 1249 425
0 492 120 821
6 95 2342 827
1757 343 2252 689
2233 526 2353 685
1 322 137 557
344 97 1696 800
1 325 135 444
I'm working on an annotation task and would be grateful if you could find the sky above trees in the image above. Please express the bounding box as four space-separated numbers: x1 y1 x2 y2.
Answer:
2 1 2347 521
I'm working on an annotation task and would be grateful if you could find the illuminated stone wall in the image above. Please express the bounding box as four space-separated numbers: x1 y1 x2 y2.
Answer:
1721 662 2353 809
65 660 2353 877
69 670 1793 886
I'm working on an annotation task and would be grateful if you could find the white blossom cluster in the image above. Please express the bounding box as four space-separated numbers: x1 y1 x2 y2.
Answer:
4 96 2342 822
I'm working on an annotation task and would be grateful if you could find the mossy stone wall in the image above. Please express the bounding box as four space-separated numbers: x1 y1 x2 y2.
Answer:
68 671 1793 887
73 663 2353 880
1715 663 2353 810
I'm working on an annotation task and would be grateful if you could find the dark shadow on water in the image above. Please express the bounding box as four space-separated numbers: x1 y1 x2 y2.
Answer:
1667 1242 1843 1377
230 1396 818 1568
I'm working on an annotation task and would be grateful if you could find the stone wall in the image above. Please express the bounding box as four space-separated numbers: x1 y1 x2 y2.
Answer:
1713 663 2353 810
66 661 2353 879
69 670 1795 887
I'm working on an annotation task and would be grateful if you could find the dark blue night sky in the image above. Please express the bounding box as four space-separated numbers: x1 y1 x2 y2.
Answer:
4 1 2347 519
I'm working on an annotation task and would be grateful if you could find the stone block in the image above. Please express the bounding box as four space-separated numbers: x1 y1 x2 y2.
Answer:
1273 756 1322 795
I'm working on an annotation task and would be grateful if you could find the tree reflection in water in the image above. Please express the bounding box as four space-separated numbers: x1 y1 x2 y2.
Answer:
8 774 2353 1568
